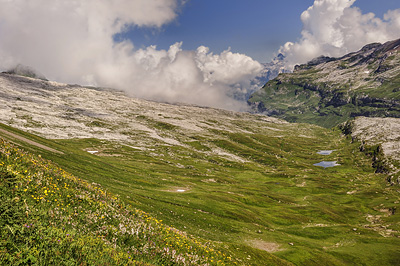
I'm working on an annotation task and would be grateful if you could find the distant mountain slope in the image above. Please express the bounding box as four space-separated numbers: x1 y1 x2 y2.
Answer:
255 54 290 86
248 38 400 128
0 72 285 149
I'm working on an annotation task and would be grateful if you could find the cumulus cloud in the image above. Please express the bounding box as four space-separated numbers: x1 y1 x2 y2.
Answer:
0 0 262 111
280 0 400 69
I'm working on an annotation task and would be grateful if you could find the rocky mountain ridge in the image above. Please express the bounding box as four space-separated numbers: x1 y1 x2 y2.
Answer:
248 38 400 128
256 53 289 86
0 72 286 161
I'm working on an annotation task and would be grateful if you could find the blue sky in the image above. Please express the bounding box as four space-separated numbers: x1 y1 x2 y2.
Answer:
122 0 400 62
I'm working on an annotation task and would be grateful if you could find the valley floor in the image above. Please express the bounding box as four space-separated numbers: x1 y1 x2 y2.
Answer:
1 121 399 265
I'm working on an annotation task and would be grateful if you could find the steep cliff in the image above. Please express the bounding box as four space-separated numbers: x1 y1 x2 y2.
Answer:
248 38 400 127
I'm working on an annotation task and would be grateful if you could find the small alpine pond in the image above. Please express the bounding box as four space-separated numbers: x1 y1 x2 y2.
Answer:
314 161 340 168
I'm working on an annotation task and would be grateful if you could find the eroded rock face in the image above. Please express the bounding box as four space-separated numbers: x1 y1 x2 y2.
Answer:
351 117 400 159
349 116 400 183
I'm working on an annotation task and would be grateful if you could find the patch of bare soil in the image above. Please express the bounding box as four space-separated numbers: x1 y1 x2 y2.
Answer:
248 240 284 253
164 187 191 193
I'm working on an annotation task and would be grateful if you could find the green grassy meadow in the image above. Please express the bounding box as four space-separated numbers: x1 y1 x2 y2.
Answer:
1 119 399 265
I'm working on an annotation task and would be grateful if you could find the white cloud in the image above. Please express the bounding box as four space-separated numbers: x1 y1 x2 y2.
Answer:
93 42 262 110
0 0 262 111
195 46 262 85
280 0 400 69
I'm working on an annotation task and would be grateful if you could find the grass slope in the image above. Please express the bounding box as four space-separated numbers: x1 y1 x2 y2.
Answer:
1 121 400 265
0 138 242 265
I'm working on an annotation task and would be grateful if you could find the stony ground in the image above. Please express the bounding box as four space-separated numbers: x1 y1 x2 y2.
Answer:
0 73 285 160
350 116 400 181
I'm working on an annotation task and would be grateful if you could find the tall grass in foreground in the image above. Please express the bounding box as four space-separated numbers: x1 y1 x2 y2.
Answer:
0 138 235 265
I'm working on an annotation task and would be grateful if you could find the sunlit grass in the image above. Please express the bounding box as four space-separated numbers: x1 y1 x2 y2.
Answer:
1 120 400 265
0 138 235 265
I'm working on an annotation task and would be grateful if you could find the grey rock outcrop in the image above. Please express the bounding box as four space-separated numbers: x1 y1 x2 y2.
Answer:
3 64 47 80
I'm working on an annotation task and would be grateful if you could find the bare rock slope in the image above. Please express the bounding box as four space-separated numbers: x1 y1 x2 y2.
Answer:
348 116 400 183
0 73 288 162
